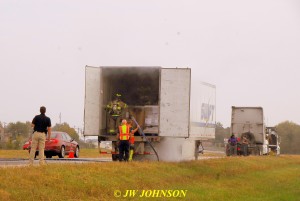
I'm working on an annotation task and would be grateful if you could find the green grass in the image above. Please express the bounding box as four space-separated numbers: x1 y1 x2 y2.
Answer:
0 155 299 201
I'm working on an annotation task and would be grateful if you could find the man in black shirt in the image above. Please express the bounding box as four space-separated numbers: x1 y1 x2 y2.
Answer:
29 106 52 166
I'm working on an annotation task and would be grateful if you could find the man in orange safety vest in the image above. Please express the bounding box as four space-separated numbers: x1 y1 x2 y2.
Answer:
117 119 131 161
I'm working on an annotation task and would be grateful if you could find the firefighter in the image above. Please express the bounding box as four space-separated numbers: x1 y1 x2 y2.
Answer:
105 93 127 134
127 119 140 161
117 119 130 161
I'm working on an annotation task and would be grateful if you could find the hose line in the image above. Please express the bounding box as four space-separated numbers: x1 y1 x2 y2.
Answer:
130 115 159 161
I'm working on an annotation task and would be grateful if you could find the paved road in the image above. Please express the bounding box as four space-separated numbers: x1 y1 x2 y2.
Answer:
0 158 112 167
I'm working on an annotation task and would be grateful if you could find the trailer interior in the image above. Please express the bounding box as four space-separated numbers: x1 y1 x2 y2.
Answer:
101 67 161 134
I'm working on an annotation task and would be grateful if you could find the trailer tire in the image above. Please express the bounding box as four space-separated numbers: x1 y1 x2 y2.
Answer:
112 154 119 161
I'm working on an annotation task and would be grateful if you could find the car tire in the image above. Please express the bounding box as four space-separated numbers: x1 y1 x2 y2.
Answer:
74 146 80 158
46 154 52 158
58 146 65 158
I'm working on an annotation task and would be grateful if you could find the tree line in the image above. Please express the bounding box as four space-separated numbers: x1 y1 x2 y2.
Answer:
1 120 299 154
214 121 300 154
0 121 95 150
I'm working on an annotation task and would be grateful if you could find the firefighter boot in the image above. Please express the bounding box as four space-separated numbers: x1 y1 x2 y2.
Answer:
129 149 134 161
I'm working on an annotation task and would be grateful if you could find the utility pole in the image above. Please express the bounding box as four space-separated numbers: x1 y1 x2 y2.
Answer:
59 113 61 124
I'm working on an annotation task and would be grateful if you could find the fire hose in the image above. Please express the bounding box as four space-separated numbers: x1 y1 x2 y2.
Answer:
130 115 160 161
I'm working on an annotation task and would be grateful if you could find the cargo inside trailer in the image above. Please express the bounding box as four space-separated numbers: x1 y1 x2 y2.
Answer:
101 67 161 134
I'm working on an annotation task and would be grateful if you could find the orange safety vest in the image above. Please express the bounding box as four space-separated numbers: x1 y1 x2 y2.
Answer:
129 134 135 144
119 124 130 140
128 125 136 144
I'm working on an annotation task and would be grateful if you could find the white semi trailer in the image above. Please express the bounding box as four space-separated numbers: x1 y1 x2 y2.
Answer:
229 106 280 156
84 66 216 161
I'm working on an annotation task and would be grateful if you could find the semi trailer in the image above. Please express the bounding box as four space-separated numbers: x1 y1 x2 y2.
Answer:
226 106 280 156
84 66 216 161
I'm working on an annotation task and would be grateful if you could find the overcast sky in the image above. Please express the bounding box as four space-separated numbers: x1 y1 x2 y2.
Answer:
1 0 300 130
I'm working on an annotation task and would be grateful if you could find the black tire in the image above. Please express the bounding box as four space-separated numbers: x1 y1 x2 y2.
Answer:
112 154 119 161
74 146 80 158
58 146 65 158
45 154 52 158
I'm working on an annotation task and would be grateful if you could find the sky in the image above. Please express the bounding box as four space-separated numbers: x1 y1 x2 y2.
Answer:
0 0 300 131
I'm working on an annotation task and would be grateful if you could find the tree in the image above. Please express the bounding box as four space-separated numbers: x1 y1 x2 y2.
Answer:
52 123 79 140
215 122 230 145
5 121 32 139
3 121 32 150
276 121 300 154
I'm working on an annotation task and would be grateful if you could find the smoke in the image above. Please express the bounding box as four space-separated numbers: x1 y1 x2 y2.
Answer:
102 67 160 106
155 137 196 162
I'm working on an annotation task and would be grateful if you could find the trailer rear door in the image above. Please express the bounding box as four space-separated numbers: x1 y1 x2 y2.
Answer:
159 68 191 137
84 66 103 136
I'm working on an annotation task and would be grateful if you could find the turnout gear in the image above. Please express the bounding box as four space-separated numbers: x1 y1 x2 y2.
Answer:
129 149 134 161
106 100 127 117
105 94 127 134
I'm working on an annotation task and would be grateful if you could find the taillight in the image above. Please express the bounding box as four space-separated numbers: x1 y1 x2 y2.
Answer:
48 139 59 143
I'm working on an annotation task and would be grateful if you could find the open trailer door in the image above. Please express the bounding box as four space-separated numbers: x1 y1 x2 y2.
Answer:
189 81 216 139
159 68 191 137
84 66 103 136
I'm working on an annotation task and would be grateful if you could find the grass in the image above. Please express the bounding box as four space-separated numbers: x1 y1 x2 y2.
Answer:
0 153 299 201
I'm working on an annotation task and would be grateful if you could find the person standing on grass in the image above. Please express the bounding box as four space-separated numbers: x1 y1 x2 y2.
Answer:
228 134 237 156
127 119 140 161
29 106 51 166
117 119 130 162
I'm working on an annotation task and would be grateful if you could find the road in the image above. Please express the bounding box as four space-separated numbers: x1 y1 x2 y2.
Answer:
0 158 112 167
0 150 224 167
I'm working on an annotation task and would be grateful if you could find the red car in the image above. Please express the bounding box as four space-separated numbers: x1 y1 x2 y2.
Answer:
24 131 80 158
